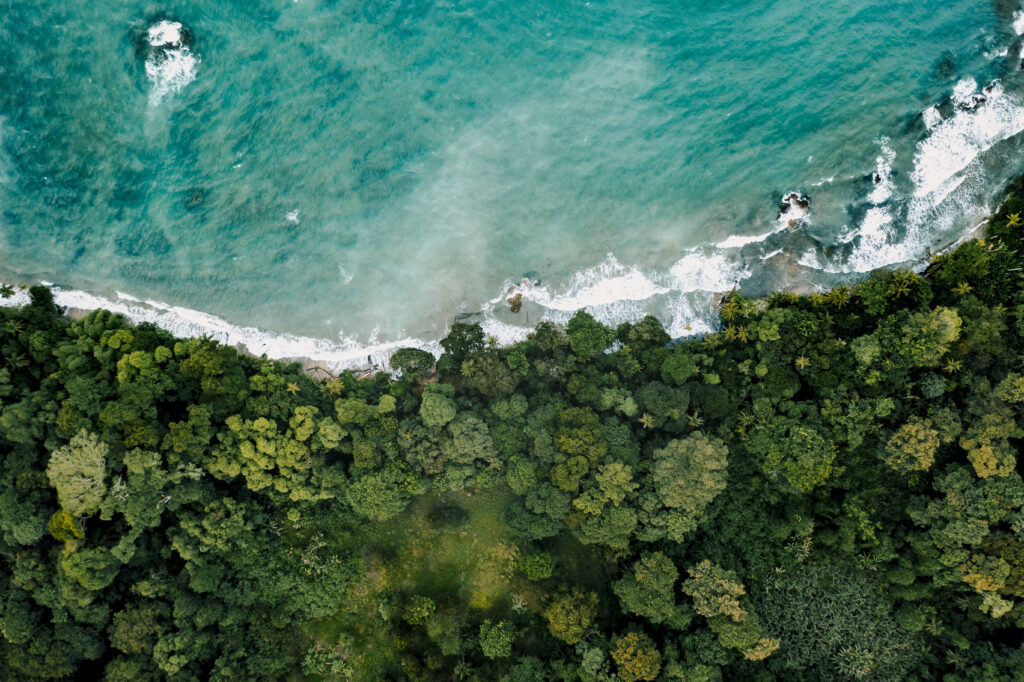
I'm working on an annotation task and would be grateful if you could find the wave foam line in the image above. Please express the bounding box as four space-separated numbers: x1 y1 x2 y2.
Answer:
0 284 439 371
911 80 1024 199
810 78 1024 274
146 20 198 106
504 254 669 312
484 249 749 345
497 250 748 315
1 245 750 374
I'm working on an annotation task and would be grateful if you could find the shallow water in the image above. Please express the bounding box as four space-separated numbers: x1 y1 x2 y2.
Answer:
2 1 1024 366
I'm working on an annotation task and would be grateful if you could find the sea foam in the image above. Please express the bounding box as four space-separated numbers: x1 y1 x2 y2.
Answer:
821 78 1024 273
145 20 198 106
911 80 1024 199
0 284 439 372
517 255 668 312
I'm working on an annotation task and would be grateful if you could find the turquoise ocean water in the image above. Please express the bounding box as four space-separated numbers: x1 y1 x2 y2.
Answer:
3 0 1024 366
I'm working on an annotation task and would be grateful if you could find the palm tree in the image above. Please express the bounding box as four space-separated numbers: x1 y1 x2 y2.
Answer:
720 299 741 322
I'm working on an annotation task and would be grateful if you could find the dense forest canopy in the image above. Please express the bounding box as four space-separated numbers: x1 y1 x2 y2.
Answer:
5 181 1024 680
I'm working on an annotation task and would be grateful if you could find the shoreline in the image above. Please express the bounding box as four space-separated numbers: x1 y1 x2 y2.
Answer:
0 215 990 378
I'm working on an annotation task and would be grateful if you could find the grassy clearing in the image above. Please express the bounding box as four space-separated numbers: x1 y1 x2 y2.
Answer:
303 484 546 677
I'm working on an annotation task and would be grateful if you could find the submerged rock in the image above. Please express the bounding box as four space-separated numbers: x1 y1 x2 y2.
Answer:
778 192 811 227
955 93 987 111
776 191 811 229
134 18 198 105
135 18 193 60
779 191 810 213
184 187 206 210
951 80 998 113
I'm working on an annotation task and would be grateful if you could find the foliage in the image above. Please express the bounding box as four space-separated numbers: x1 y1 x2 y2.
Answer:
611 631 662 682
614 552 678 624
541 587 598 644
6 180 1024 679
683 560 747 622
46 429 107 517
755 562 920 680
478 619 514 659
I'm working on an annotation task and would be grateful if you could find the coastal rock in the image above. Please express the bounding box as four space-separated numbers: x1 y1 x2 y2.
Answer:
135 18 192 60
507 292 523 313
779 192 810 212
148 19 192 51
134 18 198 105
777 191 810 227
955 93 987 111
951 80 997 113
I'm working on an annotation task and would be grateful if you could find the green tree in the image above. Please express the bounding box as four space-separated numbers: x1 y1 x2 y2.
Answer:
567 311 613 359
345 468 411 522
682 560 746 622
479 619 514 659
960 412 1020 479
47 430 108 517
883 417 940 474
542 587 598 644
390 347 436 382
610 632 662 682
613 552 678 624
403 595 436 626
747 415 837 493
661 349 701 386
60 546 119 591
650 434 728 531
573 504 637 549
438 323 485 375
420 390 457 428
520 552 556 581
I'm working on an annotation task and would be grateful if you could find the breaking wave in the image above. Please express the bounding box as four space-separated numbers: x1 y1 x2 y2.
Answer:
145 20 198 106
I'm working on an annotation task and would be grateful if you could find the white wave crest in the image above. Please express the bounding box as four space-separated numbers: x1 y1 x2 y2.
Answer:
475 247 748 346
845 207 898 272
513 254 668 312
148 20 184 47
868 137 895 205
0 284 438 371
912 79 1024 198
797 248 823 270
146 21 197 106
669 251 749 292
822 78 1024 274
715 229 781 250
664 293 717 338
922 106 942 131
777 191 810 228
